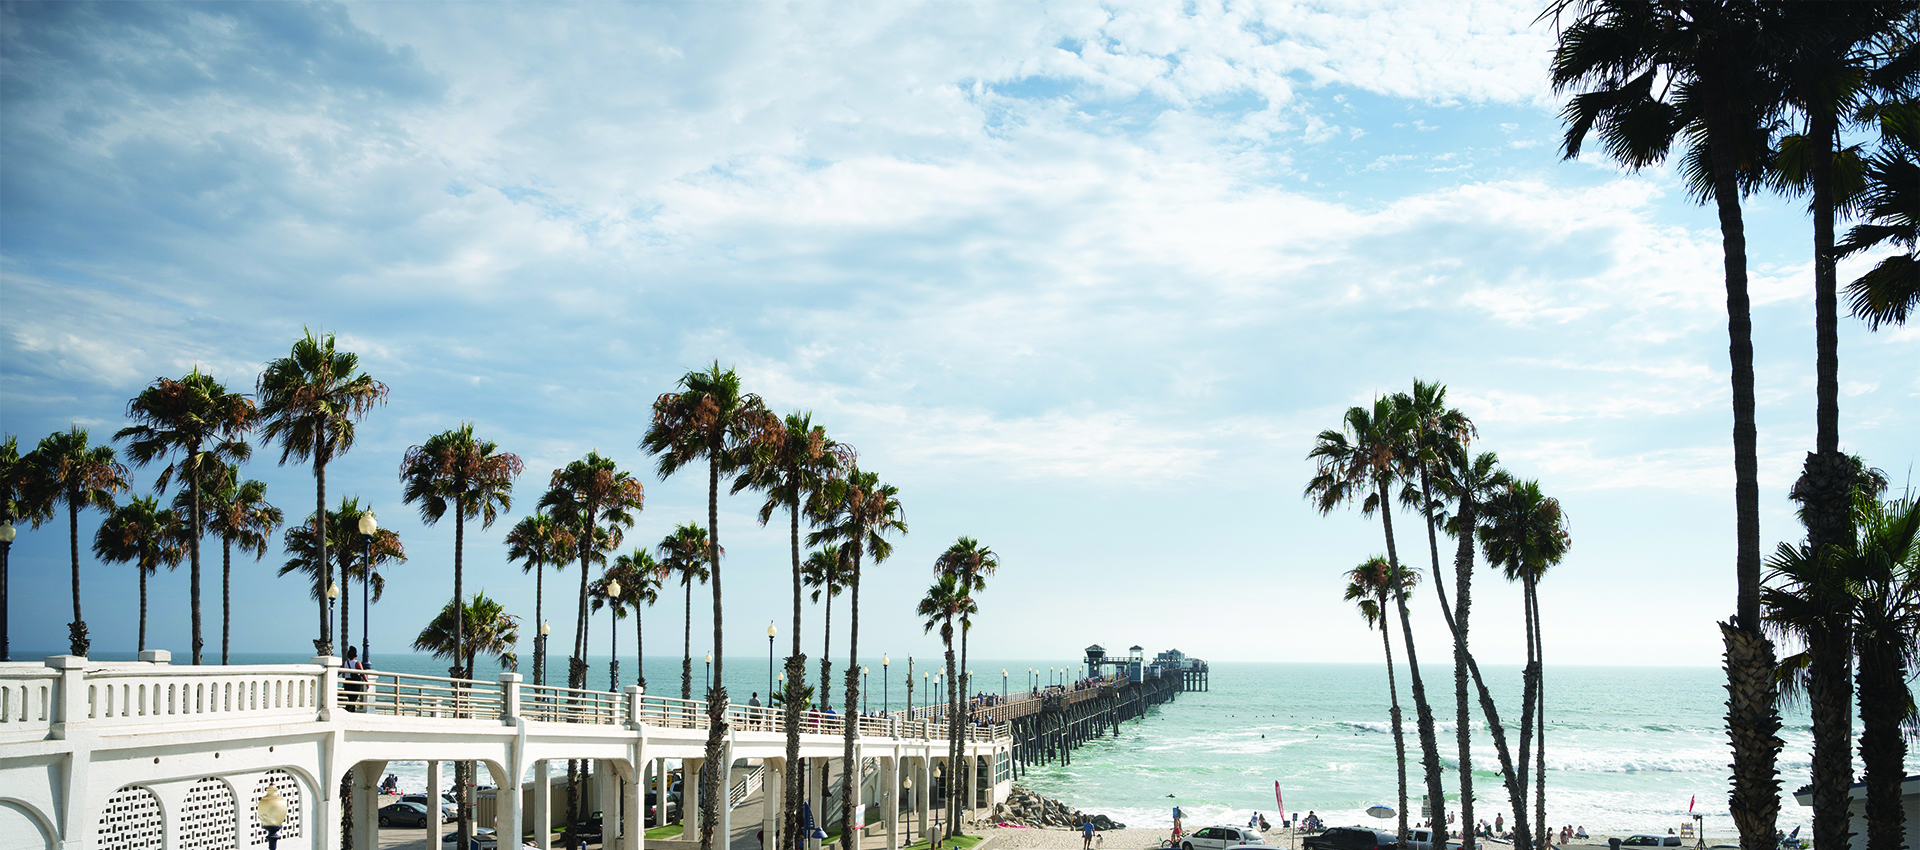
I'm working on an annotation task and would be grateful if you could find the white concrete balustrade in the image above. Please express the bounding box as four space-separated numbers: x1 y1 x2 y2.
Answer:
0 654 1015 850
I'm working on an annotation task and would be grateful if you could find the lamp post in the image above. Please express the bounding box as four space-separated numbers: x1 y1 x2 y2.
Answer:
882 654 890 716
537 620 551 686
1002 669 1008 703
0 520 14 662
704 651 712 696
326 580 340 656
607 578 623 691
862 666 869 716
903 776 914 843
767 621 777 708
358 512 377 666
256 785 289 850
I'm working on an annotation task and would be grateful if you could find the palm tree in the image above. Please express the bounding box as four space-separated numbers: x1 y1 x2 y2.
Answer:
801 548 847 711
1306 398 1446 849
1848 490 1919 850
0 435 44 662
92 496 185 652
809 469 907 849
177 465 281 664
278 497 405 655
733 411 852 850
539 451 644 850
508 513 576 687
589 569 631 691
1839 97 1918 328
642 362 777 850
24 426 130 656
1346 556 1412 850
1397 380 1474 850
400 424 525 682
1548 6 1784 844
1480 479 1571 849
257 329 390 657
609 550 663 691
933 536 994 839
658 523 714 702
916 573 973 842
412 590 521 682
116 367 255 665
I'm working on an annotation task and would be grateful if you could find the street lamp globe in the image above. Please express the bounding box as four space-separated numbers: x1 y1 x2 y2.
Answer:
607 579 622 599
704 651 712 664
540 620 551 636
768 621 777 638
358 513 377 536
0 522 16 543
326 581 340 600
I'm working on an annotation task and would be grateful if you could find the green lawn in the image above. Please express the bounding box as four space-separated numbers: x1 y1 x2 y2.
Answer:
645 825 685 840
902 835 986 850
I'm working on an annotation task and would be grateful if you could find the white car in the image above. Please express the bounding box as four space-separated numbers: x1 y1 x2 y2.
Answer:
1183 826 1267 850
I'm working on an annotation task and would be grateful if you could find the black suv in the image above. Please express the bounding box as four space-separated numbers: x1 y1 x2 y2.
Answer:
1302 828 1398 850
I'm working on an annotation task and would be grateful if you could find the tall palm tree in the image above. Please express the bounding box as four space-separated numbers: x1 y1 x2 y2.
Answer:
1763 532 1860 850
92 496 185 652
413 591 521 683
810 468 906 849
1839 96 1918 328
1397 381 1474 850
257 329 390 657
589 569 631 691
0 435 44 662
539 451 644 850
506 512 575 687
609 550 663 691
117 367 255 665
400 424 525 682
24 426 130 656
1306 398 1446 848
801 548 848 711
1848 490 1919 850
278 497 405 655
1346 556 1412 850
642 362 777 850
1549 6 1784 845
732 410 851 850
658 523 714 702
916 573 972 842
177 465 281 664
933 536 995 838
1480 479 1571 849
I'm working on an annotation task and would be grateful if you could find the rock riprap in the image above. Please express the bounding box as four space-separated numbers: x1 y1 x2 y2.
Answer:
994 785 1127 830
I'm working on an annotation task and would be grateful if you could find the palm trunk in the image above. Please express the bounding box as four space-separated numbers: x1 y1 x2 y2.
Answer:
315 451 330 657
455 492 473 850
340 547 351 665
786 501 806 850
700 448 729 850
956 613 971 838
1806 622 1854 850
1855 630 1907 850
840 554 863 850
944 627 959 840
1515 567 1537 850
222 537 233 664
1379 597 1408 850
534 563 545 687
138 563 148 651
822 592 834 712
1421 465 1470 850
188 438 203 665
1379 483 1446 843
68 498 88 657
569 534 595 850
636 605 646 692
611 602 620 691
1530 583 1546 850
1706 105 1780 850
684 580 695 701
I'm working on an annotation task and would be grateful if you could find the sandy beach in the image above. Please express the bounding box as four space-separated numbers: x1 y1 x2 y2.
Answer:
974 825 1735 850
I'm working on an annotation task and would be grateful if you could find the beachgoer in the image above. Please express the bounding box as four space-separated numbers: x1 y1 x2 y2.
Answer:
1496 815 1505 836
1260 814 1270 831
1083 818 1095 850
1577 827 1589 840
343 647 368 712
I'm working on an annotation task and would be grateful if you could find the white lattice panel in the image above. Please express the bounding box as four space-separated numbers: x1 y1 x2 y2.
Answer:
248 771 302 845
181 777 238 850
96 785 164 850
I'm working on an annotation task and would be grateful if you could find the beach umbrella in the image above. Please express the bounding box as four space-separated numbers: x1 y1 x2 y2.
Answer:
1366 805 1395 819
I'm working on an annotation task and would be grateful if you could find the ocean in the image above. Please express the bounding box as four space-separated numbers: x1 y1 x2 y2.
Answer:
41 650 1913 838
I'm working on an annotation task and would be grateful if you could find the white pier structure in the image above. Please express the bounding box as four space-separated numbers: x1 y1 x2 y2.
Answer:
0 653 1014 850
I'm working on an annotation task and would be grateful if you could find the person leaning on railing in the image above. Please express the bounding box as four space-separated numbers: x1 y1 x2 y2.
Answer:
342 648 369 712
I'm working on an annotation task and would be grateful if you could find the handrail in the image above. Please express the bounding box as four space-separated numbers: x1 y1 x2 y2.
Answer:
521 682 621 725
352 669 503 720
728 765 764 808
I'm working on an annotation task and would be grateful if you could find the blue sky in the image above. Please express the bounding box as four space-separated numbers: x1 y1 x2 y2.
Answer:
2 1 1914 671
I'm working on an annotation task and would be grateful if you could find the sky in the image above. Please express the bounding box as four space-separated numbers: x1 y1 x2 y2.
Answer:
2 1 1915 673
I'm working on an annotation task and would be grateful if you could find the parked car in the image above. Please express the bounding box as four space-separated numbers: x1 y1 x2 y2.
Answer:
378 801 432 828
646 791 680 823
1182 826 1267 850
572 812 604 841
1622 837 1683 848
402 793 457 823
1301 827 1398 850
441 827 499 850
1408 829 1439 850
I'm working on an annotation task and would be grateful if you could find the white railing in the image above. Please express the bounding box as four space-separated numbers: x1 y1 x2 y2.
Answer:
353 669 503 720
0 667 57 738
520 682 620 725
87 665 318 727
728 765 764 808
637 693 708 729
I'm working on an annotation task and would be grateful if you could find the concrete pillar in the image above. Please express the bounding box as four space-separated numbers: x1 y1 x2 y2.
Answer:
353 761 383 850
621 764 642 850
686 758 703 830
883 757 898 850
914 758 929 843
535 761 553 850
501 759 524 850
762 760 781 850
849 747 863 842
656 758 670 826
428 761 443 808
597 760 619 844
719 745 734 850
807 758 824 850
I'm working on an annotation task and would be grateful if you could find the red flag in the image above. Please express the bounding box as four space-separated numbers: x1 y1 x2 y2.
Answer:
1688 796 1696 814
1276 781 1285 820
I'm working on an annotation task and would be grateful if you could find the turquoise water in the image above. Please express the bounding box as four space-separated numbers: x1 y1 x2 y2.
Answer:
1008 662 1910 841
